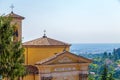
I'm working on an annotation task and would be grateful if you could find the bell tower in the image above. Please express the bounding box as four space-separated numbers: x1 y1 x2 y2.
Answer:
6 5 24 42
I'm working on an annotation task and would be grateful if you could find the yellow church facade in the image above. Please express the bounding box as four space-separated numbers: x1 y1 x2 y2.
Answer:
6 12 92 80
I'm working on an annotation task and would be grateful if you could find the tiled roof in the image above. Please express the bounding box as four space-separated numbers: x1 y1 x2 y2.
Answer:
25 65 39 74
23 36 71 46
5 12 24 19
35 51 92 65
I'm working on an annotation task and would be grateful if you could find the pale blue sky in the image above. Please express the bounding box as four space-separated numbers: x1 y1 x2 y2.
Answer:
1 0 120 43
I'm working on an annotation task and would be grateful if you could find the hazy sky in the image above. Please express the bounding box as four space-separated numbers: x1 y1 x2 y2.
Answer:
1 0 120 43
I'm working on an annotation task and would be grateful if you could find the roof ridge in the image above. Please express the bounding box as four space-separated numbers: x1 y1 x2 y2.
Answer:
47 37 70 45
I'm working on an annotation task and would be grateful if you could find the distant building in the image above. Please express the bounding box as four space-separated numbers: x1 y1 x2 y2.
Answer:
6 11 92 80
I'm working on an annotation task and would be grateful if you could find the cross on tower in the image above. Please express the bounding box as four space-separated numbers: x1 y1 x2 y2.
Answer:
10 4 14 13
43 30 47 38
44 30 46 36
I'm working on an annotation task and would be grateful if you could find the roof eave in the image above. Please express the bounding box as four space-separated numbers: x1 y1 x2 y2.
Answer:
22 44 71 47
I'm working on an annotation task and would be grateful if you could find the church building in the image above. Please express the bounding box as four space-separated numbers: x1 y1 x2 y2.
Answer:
6 11 92 80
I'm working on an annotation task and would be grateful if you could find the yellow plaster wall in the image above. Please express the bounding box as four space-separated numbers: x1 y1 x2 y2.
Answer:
24 46 70 65
52 75 78 80
38 64 83 80
23 74 39 80
38 63 89 73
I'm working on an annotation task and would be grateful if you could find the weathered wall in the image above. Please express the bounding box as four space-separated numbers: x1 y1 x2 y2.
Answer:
24 46 70 65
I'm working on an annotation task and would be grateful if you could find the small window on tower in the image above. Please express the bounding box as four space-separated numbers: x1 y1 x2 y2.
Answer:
15 30 18 37
13 29 18 37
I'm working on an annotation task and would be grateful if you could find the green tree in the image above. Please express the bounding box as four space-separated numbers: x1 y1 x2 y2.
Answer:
88 74 95 80
89 63 98 73
100 64 108 80
115 59 120 65
103 52 108 59
0 16 25 80
108 73 114 80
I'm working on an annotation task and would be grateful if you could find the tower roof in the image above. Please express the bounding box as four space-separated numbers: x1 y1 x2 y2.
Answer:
23 36 71 47
5 12 24 19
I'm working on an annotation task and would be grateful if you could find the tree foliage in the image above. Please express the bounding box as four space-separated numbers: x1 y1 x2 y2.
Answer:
108 73 115 80
88 74 95 80
0 16 25 80
100 64 108 80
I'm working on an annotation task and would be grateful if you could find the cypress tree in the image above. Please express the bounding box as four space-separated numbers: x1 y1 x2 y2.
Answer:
0 16 25 80
100 64 108 80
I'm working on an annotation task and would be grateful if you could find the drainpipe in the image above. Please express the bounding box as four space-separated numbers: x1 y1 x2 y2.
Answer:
34 74 35 80
27 47 28 64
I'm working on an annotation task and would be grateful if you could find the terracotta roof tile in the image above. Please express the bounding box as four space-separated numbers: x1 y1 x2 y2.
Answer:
23 36 71 46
